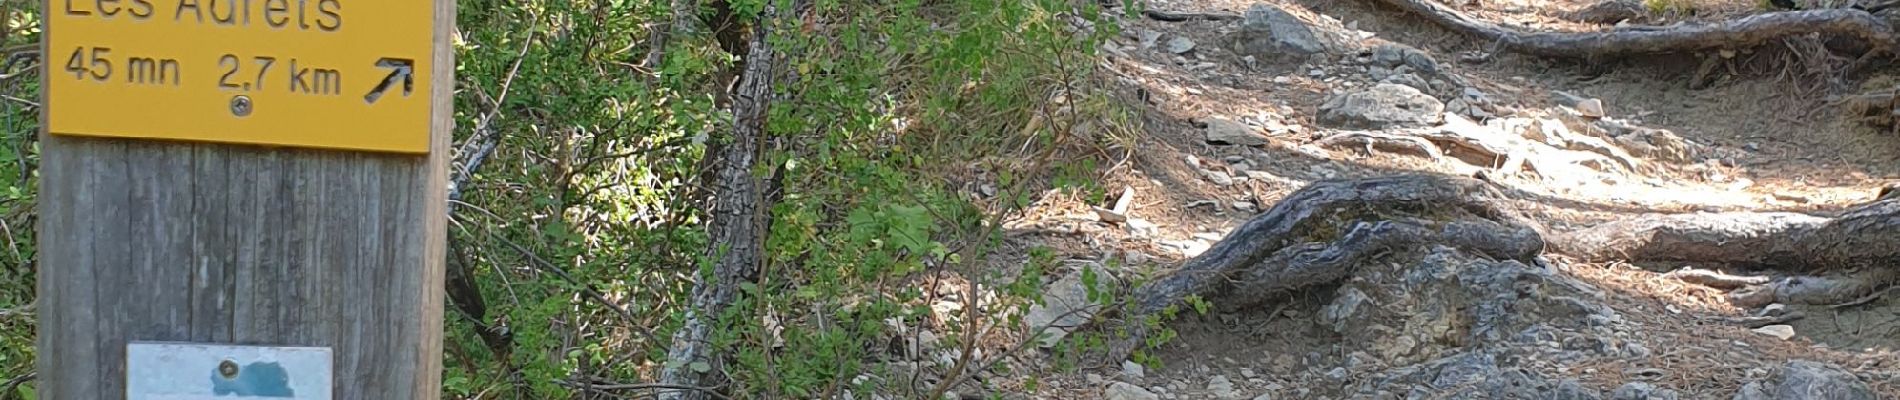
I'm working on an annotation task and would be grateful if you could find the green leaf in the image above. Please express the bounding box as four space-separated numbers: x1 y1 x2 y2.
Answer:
690 361 712 373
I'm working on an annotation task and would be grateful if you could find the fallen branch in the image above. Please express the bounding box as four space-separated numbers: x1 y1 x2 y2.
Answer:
1726 311 1806 328
1375 0 1898 58
1142 9 1243 22
1662 267 1773 290
554 380 734 400
1 373 32 398
1315 131 1446 161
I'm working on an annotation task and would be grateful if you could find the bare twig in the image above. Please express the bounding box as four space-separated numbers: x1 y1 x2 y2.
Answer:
556 380 734 400
450 16 537 203
486 230 654 343
0 372 34 398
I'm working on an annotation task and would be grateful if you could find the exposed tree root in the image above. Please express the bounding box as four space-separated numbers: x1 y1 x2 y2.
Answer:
1100 175 1544 362
1090 176 1900 363
1557 199 1900 270
1373 0 1897 58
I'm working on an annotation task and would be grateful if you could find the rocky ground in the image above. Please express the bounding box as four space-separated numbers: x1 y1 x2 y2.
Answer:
857 1 1900 399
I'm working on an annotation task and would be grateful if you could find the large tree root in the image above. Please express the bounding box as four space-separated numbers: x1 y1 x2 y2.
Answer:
1093 175 1900 363
1558 198 1900 270
1374 0 1897 58
1101 175 1545 362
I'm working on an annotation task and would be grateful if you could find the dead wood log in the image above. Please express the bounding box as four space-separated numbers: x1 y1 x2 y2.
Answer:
1374 0 1898 58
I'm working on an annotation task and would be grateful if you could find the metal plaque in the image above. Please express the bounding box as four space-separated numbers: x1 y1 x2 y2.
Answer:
48 0 435 153
127 342 333 400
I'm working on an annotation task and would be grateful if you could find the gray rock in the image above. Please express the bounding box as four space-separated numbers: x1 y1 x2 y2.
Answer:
1231 4 1352 63
1201 169 1236 186
1577 98 1607 118
1321 287 1370 333
1121 360 1146 379
1381 73 1431 94
1139 29 1162 51
1613 128 1693 162
1108 382 1160 400
1612 382 1679 400
1771 360 1876 400
1567 0 1643 24
1208 375 1239 399
1317 83 1445 129
1025 263 1112 347
1325 367 1349 382
1752 325 1796 341
1167 37 1197 54
1252 394 1273 400
1205 118 1270 146
1733 382 1771 400
1370 43 1438 75
1556 379 1604 400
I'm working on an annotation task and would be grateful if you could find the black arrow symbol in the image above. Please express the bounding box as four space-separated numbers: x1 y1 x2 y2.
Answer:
364 57 415 105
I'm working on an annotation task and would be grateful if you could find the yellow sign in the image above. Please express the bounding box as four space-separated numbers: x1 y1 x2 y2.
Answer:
48 0 435 154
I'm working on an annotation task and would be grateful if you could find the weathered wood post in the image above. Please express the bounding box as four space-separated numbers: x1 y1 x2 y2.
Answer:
38 0 453 398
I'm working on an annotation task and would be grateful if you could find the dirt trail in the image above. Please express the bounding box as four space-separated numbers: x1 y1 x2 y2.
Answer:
1000 0 1900 398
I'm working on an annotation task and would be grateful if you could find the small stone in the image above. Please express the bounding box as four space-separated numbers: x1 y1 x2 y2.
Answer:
1577 98 1607 118
1122 360 1146 379
1252 394 1273 400
1208 375 1238 399
1753 325 1796 340
1309 69 1325 77
1325 367 1349 382
1025 263 1113 347
1086 373 1106 385
1139 30 1162 51
1108 382 1160 400
1273 76 1293 84
1612 382 1673 400
1202 170 1236 186
1125 218 1159 238
1733 382 1770 400
1241 368 1257 378
1744 142 1762 152
1167 37 1197 54
1758 304 1787 317
1463 87 1486 99
1234 201 1258 212
1205 118 1271 146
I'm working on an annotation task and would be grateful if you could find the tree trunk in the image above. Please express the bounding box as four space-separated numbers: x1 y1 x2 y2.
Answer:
654 2 778 399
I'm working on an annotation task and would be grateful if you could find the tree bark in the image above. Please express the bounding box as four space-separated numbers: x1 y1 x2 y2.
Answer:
655 2 778 399
1374 0 1897 58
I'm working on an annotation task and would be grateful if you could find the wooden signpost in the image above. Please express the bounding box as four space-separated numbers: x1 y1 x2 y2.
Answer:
38 0 453 398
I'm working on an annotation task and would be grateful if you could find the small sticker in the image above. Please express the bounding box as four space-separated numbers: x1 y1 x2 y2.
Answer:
127 342 332 400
